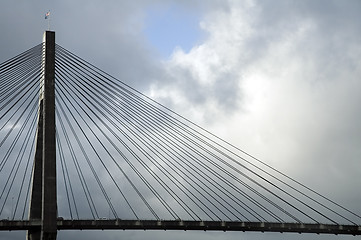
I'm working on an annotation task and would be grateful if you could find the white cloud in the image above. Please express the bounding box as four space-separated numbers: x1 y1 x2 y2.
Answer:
148 0 361 212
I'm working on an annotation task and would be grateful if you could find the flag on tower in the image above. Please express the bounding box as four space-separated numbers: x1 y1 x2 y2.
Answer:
45 11 50 19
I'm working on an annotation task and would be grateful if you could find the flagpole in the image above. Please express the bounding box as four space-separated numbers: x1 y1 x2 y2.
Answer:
45 11 51 31
48 11 50 31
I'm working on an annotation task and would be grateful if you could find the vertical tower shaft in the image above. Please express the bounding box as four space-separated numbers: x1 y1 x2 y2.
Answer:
28 31 57 240
41 30 57 240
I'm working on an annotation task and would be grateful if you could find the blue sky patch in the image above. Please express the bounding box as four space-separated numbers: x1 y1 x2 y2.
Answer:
144 4 202 57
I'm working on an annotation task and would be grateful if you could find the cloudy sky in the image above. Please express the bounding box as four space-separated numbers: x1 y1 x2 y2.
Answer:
1 0 361 240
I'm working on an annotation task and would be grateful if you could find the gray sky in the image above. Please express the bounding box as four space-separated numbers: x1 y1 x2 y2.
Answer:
1 0 361 239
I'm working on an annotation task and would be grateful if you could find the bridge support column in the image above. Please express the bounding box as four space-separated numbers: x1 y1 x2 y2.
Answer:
28 31 57 240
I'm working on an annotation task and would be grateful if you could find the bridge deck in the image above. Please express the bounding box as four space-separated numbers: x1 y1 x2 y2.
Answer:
0 220 360 235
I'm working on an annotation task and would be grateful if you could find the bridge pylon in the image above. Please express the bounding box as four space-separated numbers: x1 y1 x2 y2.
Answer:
27 31 57 240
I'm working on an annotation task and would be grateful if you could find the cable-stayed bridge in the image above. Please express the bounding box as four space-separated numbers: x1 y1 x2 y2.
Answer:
0 31 360 239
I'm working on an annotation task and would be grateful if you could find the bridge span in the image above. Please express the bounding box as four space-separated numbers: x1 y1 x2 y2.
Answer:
0 219 360 235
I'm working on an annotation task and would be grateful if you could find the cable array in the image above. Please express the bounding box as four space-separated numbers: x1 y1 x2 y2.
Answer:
54 44 361 224
0 43 360 226
0 44 43 220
